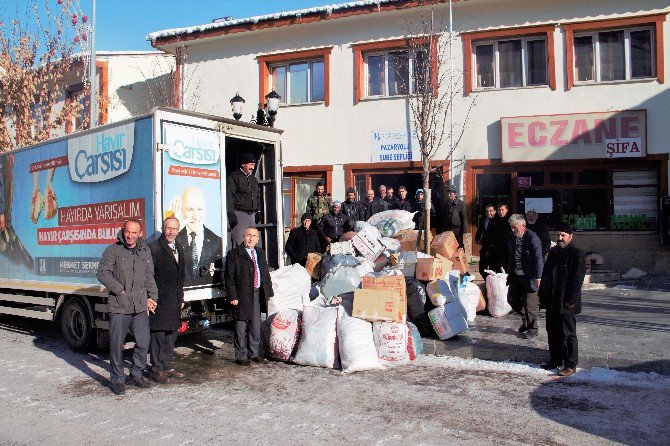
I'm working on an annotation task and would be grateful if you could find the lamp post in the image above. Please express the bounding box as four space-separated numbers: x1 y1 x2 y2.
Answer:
230 93 245 120
265 90 280 128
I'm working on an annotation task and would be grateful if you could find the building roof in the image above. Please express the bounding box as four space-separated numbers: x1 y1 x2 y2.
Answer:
148 0 460 47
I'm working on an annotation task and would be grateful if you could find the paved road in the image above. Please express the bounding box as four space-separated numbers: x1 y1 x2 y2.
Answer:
0 314 668 446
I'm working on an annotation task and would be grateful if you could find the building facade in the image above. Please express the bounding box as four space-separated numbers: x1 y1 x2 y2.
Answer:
150 0 670 273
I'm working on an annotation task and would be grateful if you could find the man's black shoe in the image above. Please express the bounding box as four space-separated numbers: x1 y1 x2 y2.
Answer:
235 359 252 366
126 375 152 389
523 329 538 339
518 324 529 333
540 362 561 370
250 356 267 364
110 383 125 395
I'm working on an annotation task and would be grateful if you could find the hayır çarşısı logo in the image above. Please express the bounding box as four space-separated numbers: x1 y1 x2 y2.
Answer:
68 122 134 183
163 126 219 165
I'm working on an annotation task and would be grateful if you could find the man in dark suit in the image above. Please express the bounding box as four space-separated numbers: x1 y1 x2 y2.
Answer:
476 204 496 278
176 186 223 288
506 214 544 340
539 223 586 377
148 217 186 383
489 202 511 274
441 186 468 248
225 226 274 366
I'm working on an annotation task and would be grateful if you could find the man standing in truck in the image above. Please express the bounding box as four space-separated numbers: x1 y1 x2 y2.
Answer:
227 152 259 247
97 219 158 395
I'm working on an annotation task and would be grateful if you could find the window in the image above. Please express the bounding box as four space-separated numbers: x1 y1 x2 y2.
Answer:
258 47 332 107
573 27 654 83
462 25 556 94
364 47 427 97
473 37 548 89
565 15 665 89
270 59 325 104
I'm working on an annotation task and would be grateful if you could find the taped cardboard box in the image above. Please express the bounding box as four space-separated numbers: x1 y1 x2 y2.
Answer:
430 231 459 259
352 225 385 262
416 256 452 281
353 288 404 323
362 275 407 318
393 230 418 252
305 253 322 280
450 248 468 275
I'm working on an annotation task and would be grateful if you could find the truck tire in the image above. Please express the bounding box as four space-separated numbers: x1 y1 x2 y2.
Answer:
60 297 95 352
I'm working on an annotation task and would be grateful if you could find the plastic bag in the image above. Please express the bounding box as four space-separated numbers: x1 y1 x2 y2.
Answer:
320 266 361 298
367 210 416 237
355 258 375 278
426 279 455 307
270 264 312 298
405 279 433 337
354 221 382 240
267 292 310 316
373 321 409 366
337 310 384 373
293 305 340 368
428 302 468 340
457 282 480 322
406 321 424 360
268 309 302 362
485 270 511 317
381 237 401 253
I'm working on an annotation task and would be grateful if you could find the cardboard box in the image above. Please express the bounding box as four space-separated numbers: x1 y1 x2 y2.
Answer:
362 275 407 314
352 225 385 261
450 248 468 274
416 257 453 281
430 231 459 259
305 253 322 280
393 230 419 252
353 288 404 323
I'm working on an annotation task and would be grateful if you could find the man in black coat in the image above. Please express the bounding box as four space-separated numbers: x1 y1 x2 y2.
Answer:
396 186 413 212
476 203 496 278
526 209 551 258
225 226 274 366
506 214 544 339
363 189 384 220
318 201 352 244
285 213 321 266
176 186 223 288
342 187 366 226
148 217 186 383
488 202 511 274
538 223 586 377
441 186 468 247
226 152 259 246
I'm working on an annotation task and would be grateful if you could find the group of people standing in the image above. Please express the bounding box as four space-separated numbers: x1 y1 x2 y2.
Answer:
285 182 469 266
477 201 586 377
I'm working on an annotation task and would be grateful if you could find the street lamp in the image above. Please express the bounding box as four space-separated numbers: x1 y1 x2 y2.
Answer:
230 93 245 120
265 90 281 128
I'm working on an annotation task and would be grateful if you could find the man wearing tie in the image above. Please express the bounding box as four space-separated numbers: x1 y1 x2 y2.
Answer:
148 217 186 383
176 186 223 288
224 226 273 366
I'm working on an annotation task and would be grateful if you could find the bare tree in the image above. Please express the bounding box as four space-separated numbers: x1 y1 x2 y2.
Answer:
403 7 475 253
0 0 93 150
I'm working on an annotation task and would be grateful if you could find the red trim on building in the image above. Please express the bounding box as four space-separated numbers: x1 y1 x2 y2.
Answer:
351 36 439 104
564 14 666 89
283 165 334 192
97 61 109 125
172 47 183 108
461 25 557 94
257 47 333 106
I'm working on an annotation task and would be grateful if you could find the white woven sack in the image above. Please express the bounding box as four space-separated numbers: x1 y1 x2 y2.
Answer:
485 270 511 317
372 321 409 366
293 305 340 368
268 309 301 362
457 282 480 322
337 310 384 373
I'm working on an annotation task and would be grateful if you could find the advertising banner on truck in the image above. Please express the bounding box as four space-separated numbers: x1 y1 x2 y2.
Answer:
160 122 225 301
0 118 155 288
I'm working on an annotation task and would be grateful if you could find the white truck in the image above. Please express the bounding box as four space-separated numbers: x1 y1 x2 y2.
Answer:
0 107 284 350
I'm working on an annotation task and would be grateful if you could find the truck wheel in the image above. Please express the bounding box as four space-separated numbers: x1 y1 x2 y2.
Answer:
60 298 94 352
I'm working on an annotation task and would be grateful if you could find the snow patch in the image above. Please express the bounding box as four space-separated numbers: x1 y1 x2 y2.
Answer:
564 367 670 388
622 267 647 280
415 355 550 376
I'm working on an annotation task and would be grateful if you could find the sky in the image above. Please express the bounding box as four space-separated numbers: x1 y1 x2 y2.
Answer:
2 0 343 51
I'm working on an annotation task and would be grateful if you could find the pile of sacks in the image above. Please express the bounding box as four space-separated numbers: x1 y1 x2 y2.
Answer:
264 210 504 372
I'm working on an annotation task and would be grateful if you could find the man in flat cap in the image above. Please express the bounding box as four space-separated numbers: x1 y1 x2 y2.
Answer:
538 223 586 377
227 152 259 247
441 186 468 248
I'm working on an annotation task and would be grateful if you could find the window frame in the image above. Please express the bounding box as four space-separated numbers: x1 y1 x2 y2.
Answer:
462 25 556 95
269 58 326 105
258 47 333 107
565 14 666 90
472 36 549 90
363 46 428 98
572 26 656 84
352 37 439 104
